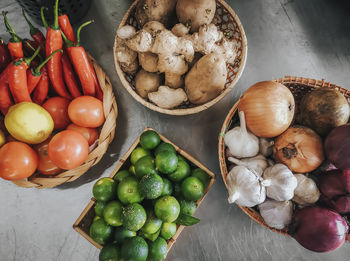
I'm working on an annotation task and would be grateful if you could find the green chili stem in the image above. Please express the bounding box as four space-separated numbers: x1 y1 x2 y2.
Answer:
76 20 94 45
53 0 59 29
41 7 49 29
22 9 38 35
24 46 41 66
2 11 20 42
35 49 62 74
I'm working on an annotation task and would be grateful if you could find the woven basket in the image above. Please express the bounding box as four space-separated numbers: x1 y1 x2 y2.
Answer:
11 55 118 189
218 76 350 242
113 0 247 116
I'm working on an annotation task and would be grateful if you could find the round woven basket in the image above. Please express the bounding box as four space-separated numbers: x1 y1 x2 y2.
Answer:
113 0 247 116
11 55 118 189
218 76 350 242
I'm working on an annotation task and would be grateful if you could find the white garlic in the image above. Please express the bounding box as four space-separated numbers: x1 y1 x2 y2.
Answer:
228 154 268 176
259 138 274 157
227 165 266 207
293 174 320 205
258 199 293 229
224 111 259 159
262 164 297 201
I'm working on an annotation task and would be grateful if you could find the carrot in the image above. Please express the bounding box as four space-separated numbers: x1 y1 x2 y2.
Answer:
62 52 82 98
2 11 23 59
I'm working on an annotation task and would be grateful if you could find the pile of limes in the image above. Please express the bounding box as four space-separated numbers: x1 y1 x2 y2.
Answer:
90 130 211 261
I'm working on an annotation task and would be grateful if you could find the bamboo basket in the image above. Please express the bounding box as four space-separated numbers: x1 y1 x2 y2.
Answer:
113 0 247 116
218 76 350 242
74 127 216 251
11 55 118 189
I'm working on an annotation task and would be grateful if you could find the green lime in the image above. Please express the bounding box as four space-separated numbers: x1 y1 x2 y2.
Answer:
181 177 204 201
174 183 182 197
90 218 113 245
148 237 168 261
135 155 156 178
94 201 106 217
177 154 187 162
99 244 120 261
131 147 151 165
155 151 178 174
122 203 147 231
161 178 173 196
155 142 176 156
113 170 130 183
192 168 210 188
160 222 177 240
168 157 191 182
117 176 143 204
139 228 160 242
139 173 164 199
114 227 136 243
141 210 163 234
179 199 196 216
129 165 136 175
121 236 148 261
93 178 117 202
93 216 101 222
154 196 180 222
103 201 123 227
140 130 160 150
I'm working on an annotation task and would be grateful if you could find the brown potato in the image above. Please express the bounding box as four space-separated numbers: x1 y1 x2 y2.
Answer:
185 53 227 105
176 0 216 32
136 0 177 27
135 70 160 98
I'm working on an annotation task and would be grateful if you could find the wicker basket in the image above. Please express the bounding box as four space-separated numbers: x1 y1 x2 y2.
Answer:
113 0 247 116
11 55 118 189
73 127 216 251
218 76 350 242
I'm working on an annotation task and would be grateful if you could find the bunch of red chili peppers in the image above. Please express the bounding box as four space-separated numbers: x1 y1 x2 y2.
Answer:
0 0 103 116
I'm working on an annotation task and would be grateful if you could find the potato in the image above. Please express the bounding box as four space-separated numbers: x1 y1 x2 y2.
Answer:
138 52 158 72
176 0 216 32
185 53 227 104
135 69 160 98
136 0 177 27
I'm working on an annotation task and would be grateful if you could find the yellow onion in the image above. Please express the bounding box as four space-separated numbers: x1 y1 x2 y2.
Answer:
274 126 324 173
238 81 295 138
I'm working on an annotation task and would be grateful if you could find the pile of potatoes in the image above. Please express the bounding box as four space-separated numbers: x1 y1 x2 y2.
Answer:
115 0 238 109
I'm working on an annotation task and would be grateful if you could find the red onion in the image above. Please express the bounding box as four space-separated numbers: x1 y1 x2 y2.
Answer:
332 196 350 214
325 124 350 170
318 170 350 199
290 206 348 252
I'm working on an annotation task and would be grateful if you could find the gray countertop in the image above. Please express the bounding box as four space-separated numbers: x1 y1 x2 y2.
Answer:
0 0 349 260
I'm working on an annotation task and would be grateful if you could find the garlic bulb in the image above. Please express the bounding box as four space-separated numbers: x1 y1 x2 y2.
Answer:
224 111 259 158
293 174 320 205
258 199 293 229
228 154 268 176
262 164 297 201
226 165 266 207
259 138 274 157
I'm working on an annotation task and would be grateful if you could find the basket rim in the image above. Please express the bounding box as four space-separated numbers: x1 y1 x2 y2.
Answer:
10 55 118 189
218 76 350 241
113 0 248 116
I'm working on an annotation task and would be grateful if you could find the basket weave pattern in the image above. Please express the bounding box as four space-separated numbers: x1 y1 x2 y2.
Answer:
218 76 350 241
11 56 118 189
113 0 247 115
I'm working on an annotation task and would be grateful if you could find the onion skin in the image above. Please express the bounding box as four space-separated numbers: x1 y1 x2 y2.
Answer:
325 124 350 170
290 206 348 252
238 81 295 138
318 169 350 199
274 126 324 173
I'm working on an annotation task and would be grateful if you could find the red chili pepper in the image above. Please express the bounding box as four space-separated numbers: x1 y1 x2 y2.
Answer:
42 0 71 99
62 52 82 98
27 49 62 94
89 61 103 101
22 9 45 45
58 14 75 43
32 65 49 105
8 46 41 103
63 21 96 96
2 11 24 60
0 39 11 73
0 65 12 114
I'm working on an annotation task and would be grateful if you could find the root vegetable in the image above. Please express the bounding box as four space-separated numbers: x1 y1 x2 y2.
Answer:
176 0 216 32
135 69 160 99
165 73 184 89
172 23 190 37
115 25 138 74
292 174 320 205
148 86 188 109
136 0 177 27
185 53 226 104
126 29 153 53
318 169 350 199
258 199 293 229
142 21 166 36
138 52 158 72
212 37 238 64
187 24 223 54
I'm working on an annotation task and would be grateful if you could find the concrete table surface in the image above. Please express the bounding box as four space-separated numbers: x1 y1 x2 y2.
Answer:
0 0 349 260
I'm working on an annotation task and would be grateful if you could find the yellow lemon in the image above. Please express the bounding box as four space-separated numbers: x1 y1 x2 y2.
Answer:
5 102 54 144
0 129 5 147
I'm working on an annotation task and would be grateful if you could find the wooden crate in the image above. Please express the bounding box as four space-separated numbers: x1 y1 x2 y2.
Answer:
73 127 216 251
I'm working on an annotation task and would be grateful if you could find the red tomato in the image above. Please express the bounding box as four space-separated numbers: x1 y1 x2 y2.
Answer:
66 123 99 146
68 96 104 128
34 138 61 176
48 130 89 170
0 141 38 180
42 97 71 129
